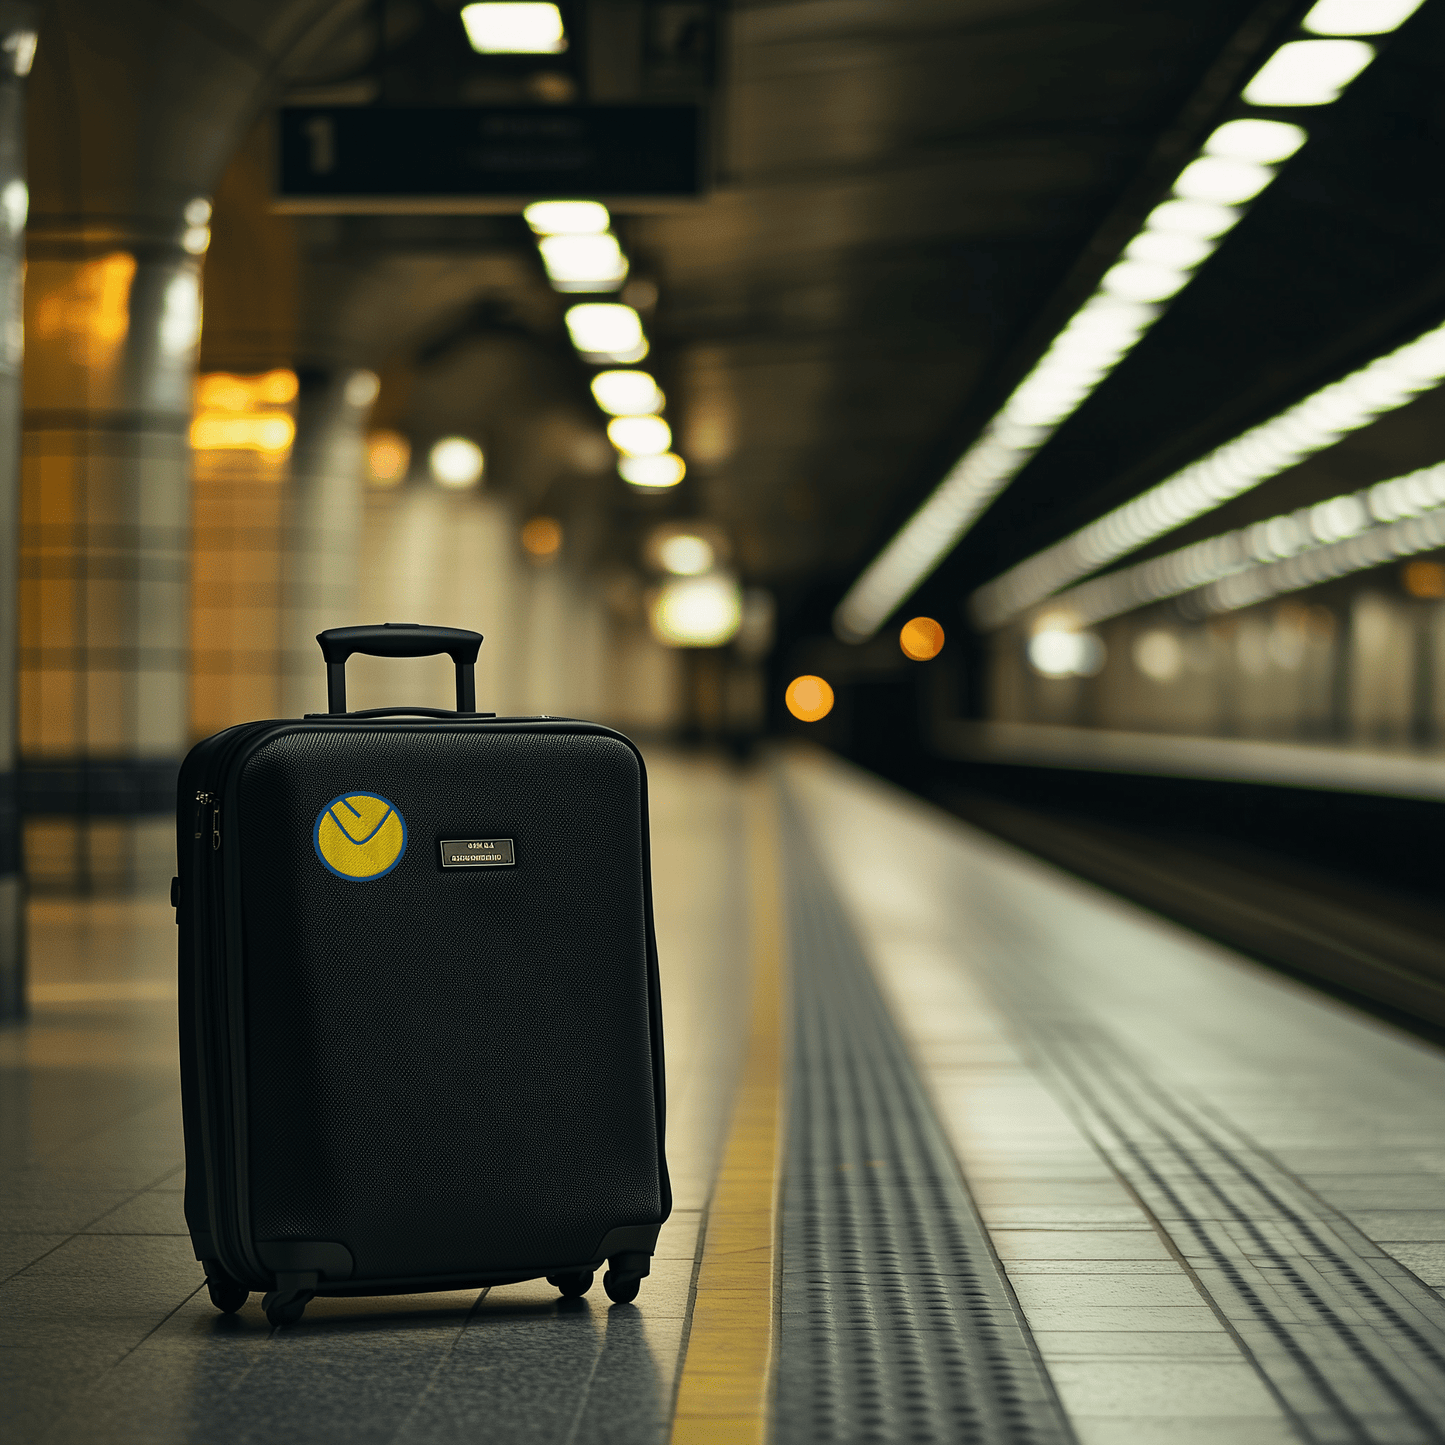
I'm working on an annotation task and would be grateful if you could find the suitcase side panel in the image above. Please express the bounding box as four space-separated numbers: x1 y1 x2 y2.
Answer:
232 724 665 1284
177 721 277 1277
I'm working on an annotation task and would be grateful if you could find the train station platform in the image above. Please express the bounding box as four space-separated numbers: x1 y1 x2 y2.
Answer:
3 749 1444 1444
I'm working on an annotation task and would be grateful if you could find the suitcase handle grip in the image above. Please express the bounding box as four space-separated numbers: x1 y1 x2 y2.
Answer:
315 624 483 714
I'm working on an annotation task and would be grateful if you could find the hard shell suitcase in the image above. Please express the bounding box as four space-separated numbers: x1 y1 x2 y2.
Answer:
176 624 669 1326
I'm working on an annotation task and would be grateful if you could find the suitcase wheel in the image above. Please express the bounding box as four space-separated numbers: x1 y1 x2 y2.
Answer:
262 1283 313 1323
203 1266 248 1315
602 1270 641 1305
546 1270 594 1299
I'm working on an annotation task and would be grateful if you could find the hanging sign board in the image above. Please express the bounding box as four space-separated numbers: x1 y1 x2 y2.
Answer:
273 105 703 213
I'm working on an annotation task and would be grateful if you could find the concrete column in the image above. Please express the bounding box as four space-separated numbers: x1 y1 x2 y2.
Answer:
21 232 200 892
189 130 297 740
0 3 35 1012
20 0 342 895
277 370 371 717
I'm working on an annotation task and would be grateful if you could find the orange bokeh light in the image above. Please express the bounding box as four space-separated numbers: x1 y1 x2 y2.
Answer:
900 616 945 661
785 675 834 722
521 516 563 558
1403 559 1445 599
195 369 298 411
367 429 411 486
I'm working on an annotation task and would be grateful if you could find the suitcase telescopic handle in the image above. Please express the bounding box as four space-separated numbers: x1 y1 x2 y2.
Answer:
315 624 483 714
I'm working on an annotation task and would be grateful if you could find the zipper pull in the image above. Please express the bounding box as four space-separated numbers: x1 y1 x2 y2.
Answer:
212 806 222 852
194 792 212 841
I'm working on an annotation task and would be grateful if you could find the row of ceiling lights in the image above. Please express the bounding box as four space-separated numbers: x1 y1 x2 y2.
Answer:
1026 457 1445 629
832 0 1430 645
524 200 687 491
521 197 747 641
453 6 730 631
974 317 1445 628
1020 454 1445 681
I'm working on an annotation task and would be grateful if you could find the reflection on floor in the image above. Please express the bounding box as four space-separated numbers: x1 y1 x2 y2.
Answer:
0 752 747 1445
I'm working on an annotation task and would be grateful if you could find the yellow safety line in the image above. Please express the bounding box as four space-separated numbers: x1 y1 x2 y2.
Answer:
669 776 786 1445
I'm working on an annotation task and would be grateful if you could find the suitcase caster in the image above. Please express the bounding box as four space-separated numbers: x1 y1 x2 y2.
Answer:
262 1271 317 1327
602 1270 640 1304
547 1270 594 1298
201 1262 248 1314
603 1251 650 1304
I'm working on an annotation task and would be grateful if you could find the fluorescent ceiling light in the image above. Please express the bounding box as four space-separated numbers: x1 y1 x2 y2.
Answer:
649 574 742 648
524 200 610 235
591 369 663 416
619 453 685 488
1126 231 1214 269
970 317 1445 630
1100 261 1190 304
608 414 671 457
1303 0 1425 35
565 303 647 362
1241 39 1373 105
538 233 628 292
429 436 485 489
461 3 566 54
1172 156 1274 206
1204 119 1307 164
1144 199 1240 240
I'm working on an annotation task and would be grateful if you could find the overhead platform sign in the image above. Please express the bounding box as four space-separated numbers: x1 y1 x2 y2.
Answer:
273 105 703 214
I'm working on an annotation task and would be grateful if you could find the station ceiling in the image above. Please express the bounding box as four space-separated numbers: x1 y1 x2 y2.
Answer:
241 0 1445 637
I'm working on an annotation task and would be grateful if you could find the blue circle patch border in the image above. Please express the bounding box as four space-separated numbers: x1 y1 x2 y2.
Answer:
312 791 408 882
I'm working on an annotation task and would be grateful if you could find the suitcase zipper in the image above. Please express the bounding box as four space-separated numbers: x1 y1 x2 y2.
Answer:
195 791 221 851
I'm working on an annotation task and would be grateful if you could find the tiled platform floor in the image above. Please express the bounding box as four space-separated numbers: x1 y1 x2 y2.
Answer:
784 749 1445 1445
0 754 748 1445
5 747 1445 1444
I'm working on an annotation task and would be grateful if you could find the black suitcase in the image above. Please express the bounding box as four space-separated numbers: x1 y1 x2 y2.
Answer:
176 624 669 1326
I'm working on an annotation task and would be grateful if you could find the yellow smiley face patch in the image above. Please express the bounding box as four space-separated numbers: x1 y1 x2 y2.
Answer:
313 792 407 881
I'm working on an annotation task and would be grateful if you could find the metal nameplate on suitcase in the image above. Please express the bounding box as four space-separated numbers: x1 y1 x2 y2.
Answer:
439 837 515 867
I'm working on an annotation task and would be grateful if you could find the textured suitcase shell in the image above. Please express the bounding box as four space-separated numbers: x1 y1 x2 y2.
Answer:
177 717 669 1301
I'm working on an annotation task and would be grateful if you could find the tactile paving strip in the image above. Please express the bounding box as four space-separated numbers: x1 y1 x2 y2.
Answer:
1032 1024 1445 1445
773 795 1075 1445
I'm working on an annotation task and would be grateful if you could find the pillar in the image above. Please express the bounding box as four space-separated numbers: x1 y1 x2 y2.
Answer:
0 1 35 1011
20 0 324 893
